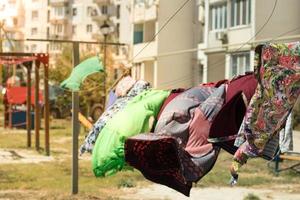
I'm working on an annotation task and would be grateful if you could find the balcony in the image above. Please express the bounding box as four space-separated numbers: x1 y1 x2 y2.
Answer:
93 0 112 5
90 8 109 22
133 41 157 61
92 32 103 41
133 4 157 23
91 14 108 22
49 0 69 7
48 33 69 40
49 18 68 24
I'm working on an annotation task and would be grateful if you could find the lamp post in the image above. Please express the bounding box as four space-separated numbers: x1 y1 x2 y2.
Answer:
100 21 111 107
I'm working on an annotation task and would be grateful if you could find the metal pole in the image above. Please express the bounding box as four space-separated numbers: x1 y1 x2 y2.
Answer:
71 42 80 195
0 24 2 99
103 35 107 107
26 65 32 147
34 61 40 150
44 62 50 156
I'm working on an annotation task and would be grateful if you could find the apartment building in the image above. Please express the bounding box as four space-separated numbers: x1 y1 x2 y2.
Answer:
199 0 300 83
0 0 25 52
131 0 200 89
24 0 48 53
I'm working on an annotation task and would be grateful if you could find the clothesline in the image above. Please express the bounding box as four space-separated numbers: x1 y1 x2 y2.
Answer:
72 41 299 197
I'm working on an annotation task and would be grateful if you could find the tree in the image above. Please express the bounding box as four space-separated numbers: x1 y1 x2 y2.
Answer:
48 43 116 119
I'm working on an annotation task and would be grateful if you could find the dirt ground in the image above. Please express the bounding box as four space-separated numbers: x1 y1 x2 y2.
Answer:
121 184 300 200
0 124 299 200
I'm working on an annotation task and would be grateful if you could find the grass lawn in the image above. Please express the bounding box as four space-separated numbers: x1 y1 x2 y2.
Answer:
0 119 300 199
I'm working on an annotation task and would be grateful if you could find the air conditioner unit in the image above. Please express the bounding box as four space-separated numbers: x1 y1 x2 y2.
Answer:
215 31 228 44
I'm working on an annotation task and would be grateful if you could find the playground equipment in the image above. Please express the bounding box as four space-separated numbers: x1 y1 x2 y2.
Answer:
3 86 43 129
0 52 50 155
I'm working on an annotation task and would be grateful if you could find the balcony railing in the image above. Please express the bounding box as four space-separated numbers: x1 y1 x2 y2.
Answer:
49 0 69 7
93 0 112 5
90 9 109 21
48 33 69 40
133 4 157 23
133 41 157 61
49 18 68 24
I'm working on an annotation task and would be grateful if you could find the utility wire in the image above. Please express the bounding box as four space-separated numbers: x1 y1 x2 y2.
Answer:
204 0 278 74
131 0 192 62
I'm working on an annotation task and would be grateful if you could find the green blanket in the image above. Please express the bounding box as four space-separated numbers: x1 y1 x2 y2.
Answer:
92 89 170 177
60 56 104 91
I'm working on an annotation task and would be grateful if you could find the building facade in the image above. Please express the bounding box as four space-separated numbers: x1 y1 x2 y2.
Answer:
131 0 201 89
0 0 25 52
199 0 300 83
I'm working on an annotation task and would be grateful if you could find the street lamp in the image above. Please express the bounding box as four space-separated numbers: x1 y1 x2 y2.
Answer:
100 21 110 68
100 21 111 108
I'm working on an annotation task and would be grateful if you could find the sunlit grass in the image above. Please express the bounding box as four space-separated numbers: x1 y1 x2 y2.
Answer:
0 118 300 199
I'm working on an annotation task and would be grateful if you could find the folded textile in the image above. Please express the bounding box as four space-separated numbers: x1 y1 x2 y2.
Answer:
232 42 300 177
79 80 150 155
60 56 104 91
92 89 170 177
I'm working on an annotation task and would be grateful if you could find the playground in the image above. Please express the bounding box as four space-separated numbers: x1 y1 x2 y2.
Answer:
0 114 299 199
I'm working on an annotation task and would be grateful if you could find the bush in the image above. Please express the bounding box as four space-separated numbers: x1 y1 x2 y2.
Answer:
243 193 261 200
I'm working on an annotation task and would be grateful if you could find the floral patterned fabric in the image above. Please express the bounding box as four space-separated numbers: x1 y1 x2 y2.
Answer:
79 80 150 155
231 42 300 178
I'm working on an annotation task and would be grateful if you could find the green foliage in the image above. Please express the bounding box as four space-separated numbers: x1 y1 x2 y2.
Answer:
243 193 261 200
48 44 115 117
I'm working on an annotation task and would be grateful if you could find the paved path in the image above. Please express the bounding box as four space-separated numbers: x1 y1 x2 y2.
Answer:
0 149 53 164
293 131 300 153
122 184 300 200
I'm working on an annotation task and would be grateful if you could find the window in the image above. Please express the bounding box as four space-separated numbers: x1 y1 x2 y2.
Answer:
72 8 77 16
231 52 250 77
116 5 120 19
47 10 50 22
87 6 93 17
210 3 227 30
231 0 251 27
133 24 143 44
31 44 37 52
57 24 63 33
13 17 18 26
101 5 108 15
32 10 38 20
114 68 119 80
116 23 120 38
86 24 92 33
54 7 63 16
31 27 38 35
72 25 77 34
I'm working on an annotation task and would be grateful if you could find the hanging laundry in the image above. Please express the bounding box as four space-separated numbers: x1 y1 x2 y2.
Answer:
154 86 216 143
106 90 117 109
279 112 294 153
115 76 136 97
156 88 185 119
186 85 225 156
231 42 300 183
92 89 170 177
208 73 258 155
79 80 150 155
125 85 225 196
60 56 104 91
